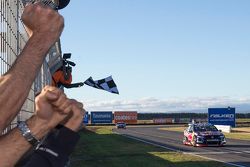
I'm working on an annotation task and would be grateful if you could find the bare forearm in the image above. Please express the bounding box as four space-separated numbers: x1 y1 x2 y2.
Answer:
0 128 31 167
0 116 50 167
0 35 54 132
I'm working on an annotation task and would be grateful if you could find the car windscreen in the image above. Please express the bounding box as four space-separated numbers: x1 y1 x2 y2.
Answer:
194 125 218 132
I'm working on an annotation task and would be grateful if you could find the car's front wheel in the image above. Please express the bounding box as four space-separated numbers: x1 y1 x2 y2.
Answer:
183 136 188 145
192 136 197 147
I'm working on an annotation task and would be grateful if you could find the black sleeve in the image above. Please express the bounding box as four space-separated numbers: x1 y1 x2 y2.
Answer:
23 126 80 167
62 82 84 88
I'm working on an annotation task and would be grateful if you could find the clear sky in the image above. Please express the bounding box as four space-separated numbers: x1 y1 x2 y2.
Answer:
60 0 250 113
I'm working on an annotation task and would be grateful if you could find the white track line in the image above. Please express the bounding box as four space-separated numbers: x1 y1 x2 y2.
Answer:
115 132 247 167
184 151 243 155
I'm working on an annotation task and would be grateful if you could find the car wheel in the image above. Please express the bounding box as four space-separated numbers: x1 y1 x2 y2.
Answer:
192 136 197 147
183 136 188 145
219 142 225 147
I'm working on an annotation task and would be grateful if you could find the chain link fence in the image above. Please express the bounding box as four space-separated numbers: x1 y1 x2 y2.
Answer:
0 0 62 133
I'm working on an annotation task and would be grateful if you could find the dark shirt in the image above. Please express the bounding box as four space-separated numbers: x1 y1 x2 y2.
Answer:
22 126 80 167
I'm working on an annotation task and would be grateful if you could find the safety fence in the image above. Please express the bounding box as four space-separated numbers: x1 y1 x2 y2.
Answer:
0 0 62 133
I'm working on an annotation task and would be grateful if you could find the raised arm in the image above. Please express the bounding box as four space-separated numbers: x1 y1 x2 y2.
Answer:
0 3 64 132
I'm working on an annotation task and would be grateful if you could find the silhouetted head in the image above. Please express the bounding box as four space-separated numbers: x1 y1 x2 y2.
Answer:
57 0 70 10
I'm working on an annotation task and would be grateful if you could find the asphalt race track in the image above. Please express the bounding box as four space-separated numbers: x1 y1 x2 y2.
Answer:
113 125 250 167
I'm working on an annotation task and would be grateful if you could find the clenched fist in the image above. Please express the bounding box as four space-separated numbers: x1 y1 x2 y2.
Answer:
21 2 64 44
35 86 72 129
61 99 86 132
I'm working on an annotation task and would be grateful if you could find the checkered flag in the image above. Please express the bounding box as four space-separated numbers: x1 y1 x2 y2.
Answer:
84 76 119 94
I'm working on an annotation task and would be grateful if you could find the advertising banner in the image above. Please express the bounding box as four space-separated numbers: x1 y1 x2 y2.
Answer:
91 111 113 124
83 112 89 124
173 118 180 123
114 111 137 124
179 118 191 123
194 118 207 123
153 118 167 124
208 108 236 127
166 118 174 123
153 118 174 124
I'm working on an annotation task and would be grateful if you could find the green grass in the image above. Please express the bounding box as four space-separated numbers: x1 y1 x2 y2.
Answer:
233 127 250 132
70 126 230 167
236 118 250 123
224 132 250 140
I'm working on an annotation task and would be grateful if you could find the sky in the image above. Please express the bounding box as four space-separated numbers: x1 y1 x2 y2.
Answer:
60 0 250 113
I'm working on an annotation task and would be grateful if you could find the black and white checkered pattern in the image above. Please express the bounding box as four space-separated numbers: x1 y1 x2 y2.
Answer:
84 76 119 94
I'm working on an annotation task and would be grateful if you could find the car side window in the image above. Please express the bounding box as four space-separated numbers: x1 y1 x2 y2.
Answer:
188 126 193 133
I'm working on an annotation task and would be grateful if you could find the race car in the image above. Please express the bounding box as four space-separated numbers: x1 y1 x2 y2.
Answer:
116 122 126 129
183 123 226 147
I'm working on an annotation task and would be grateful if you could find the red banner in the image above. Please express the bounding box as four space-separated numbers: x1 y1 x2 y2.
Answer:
114 111 137 124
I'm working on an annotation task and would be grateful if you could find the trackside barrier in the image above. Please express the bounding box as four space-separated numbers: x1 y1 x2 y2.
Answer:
114 111 138 124
153 118 174 124
214 125 231 133
91 112 113 124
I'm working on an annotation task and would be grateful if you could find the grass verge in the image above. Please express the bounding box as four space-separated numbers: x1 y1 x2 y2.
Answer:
70 126 230 167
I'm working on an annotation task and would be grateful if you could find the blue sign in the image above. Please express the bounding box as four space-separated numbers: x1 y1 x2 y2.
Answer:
83 112 89 125
208 108 236 127
91 112 113 124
